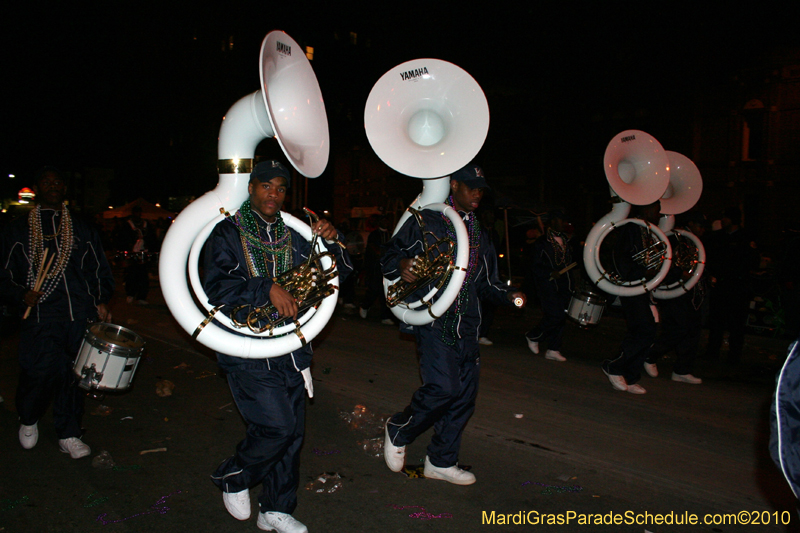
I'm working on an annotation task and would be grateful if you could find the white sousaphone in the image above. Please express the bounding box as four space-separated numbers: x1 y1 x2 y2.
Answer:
652 151 705 299
582 130 673 297
159 31 335 358
364 58 489 325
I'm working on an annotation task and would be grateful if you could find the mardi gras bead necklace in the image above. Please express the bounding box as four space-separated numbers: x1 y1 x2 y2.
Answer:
439 196 481 345
229 200 292 278
546 228 570 266
27 203 73 302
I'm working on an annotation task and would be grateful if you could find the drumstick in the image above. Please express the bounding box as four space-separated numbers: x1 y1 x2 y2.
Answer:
22 249 48 319
23 249 56 319
549 262 578 281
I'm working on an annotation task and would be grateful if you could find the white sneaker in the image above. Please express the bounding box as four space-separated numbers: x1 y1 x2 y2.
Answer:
358 307 368 319
58 437 91 459
423 456 476 485
19 423 38 449
222 488 251 520
478 337 493 346
643 362 658 377
257 511 308 533
384 422 405 472
602 365 628 391
672 372 702 384
545 350 566 362
626 384 647 394
526 338 539 354
381 318 395 326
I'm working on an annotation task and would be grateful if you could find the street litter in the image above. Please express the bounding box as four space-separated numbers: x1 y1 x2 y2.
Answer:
91 405 113 416
218 402 233 410
173 362 190 369
120 416 133 421
155 380 174 397
96 491 181 525
402 465 425 478
0 496 29 512
139 447 167 455
387 504 452 520
521 481 583 494
304 472 343 494
358 437 383 457
195 370 216 379
339 404 386 434
112 465 142 472
92 451 115 469
84 492 109 508
312 448 340 456
514 413 523 418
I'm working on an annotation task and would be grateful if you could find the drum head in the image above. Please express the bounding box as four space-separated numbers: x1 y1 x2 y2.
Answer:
89 323 145 351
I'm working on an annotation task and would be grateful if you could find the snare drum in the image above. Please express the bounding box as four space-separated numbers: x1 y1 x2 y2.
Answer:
73 323 145 391
567 291 606 328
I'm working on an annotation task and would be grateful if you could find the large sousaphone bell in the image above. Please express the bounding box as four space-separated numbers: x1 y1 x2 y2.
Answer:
583 130 674 297
159 31 336 358
364 59 489 325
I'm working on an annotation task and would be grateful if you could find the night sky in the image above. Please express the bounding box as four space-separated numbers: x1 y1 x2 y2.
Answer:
4 2 796 207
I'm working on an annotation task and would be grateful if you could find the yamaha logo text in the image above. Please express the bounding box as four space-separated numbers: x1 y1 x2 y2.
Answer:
277 42 291 56
399 67 429 81
621 135 636 142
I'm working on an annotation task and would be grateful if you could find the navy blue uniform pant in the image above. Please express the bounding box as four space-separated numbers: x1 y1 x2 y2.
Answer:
525 281 571 352
645 294 700 375
605 293 656 385
211 357 305 514
16 320 86 439
386 327 480 468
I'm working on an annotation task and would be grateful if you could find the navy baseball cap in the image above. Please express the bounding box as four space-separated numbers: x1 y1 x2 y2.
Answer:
451 164 489 190
251 160 291 187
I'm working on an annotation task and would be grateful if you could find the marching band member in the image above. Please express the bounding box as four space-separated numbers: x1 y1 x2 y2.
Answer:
705 207 760 365
381 164 526 485
524 209 573 361
601 201 661 395
122 205 151 305
202 160 351 533
0 167 114 458
642 212 707 384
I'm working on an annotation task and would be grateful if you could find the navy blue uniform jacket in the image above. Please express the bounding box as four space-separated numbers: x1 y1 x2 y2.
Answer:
0 209 114 322
381 209 512 349
202 213 352 371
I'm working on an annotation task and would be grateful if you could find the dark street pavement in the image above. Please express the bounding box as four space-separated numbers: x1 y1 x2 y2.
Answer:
0 270 797 533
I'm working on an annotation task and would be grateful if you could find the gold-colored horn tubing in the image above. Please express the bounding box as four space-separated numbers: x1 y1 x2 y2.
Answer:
193 305 224 339
294 322 307 347
425 300 443 320
218 158 255 174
